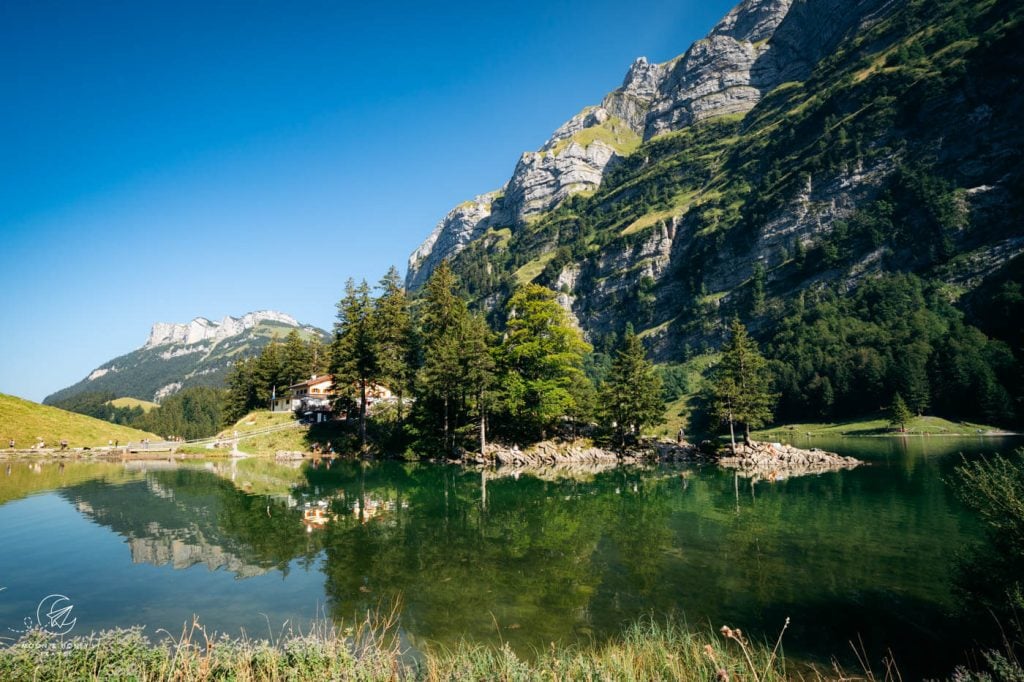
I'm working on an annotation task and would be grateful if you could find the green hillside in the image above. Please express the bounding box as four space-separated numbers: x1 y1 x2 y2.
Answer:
0 393 158 448
444 0 1024 429
108 397 159 413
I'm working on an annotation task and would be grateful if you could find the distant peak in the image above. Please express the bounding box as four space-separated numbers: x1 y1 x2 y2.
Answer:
143 310 301 349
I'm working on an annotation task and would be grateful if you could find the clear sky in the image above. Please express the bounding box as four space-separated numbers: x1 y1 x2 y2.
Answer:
0 0 735 402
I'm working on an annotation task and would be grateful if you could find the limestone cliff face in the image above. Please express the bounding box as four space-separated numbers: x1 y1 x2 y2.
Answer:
405 105 640 288
504 108 625 223
406 0 804 290
406 191 507 291
144 311 301 349
602 57 668 133
644 0 793 138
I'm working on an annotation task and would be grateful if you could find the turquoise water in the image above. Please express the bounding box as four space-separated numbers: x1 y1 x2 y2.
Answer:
0 436 1017 676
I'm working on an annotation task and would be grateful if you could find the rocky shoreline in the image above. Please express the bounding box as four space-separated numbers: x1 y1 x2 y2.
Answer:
465 437 861 481
718 440 863 479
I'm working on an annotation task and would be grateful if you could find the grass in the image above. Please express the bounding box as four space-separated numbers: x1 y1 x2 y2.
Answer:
222 411 298 435
620 190 698 236
754 414 1011 438
0 615 833 682
107 397 159 413
218 411 351 457
513 251 556 285
217 411 304 456
0 393 158 449
236 427 309 456
484 226 512 250
547 115 641 157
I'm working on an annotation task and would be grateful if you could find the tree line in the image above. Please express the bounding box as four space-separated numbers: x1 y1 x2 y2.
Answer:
53 261 782 451
315 264 667 454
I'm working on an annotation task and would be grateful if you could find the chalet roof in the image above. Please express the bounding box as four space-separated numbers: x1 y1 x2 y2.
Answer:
287 374 334 390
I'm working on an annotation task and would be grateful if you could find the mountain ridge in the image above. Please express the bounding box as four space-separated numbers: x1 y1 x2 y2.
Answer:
45 310 329 405
404 0 896 291
400 0 1024 426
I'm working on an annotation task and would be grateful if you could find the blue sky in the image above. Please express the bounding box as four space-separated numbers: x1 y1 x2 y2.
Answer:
0 0 735 402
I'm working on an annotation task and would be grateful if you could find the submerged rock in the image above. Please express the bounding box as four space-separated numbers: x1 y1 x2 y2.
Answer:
717 439 862 479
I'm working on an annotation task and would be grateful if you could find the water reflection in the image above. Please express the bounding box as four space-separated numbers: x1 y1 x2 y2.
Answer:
0 435 1018 678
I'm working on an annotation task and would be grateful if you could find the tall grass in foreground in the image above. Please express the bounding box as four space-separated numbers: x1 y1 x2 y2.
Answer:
0 612 895 682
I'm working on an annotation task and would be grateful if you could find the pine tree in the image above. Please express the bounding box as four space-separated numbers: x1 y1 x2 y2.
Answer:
225 356 260 423
374 266 414 424
332 278 378 446
417 262 468 452
307 335 329 375
256 339 285 406
888 393 912 433
500 284 593 440
461 312 495 454
711 318 776 452
281 329 312 387
602 326 665 445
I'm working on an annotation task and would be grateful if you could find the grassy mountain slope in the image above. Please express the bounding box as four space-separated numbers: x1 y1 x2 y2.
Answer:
108 397 159 412
0 393 158 447
445 0 1024 426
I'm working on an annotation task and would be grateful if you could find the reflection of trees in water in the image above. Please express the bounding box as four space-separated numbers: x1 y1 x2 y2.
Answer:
61 469 316 578
30 445 1004 678
297 458 983 676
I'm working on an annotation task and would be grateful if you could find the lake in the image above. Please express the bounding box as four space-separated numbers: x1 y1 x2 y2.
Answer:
0 435 1018 677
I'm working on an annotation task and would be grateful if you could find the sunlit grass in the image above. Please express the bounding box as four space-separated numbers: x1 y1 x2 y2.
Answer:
0 393 158 449
0 614 863 681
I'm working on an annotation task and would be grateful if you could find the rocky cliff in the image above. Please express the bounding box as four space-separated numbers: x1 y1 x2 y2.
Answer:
45 310 328 405
144 311 302 349
405 0 1024 378
405 0 883 290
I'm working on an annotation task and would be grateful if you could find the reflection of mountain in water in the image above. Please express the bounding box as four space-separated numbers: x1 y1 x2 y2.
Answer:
62 469 316 579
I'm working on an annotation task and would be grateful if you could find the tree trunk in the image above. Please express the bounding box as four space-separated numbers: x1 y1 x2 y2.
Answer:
478 389 486 455
359 380 367 446
728 406 737 455
443 395 449 454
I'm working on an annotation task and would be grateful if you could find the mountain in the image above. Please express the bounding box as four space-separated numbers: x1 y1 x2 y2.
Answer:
403 0 1024 426
406 0 1023 354
45 311 329 405
402 0 1024 427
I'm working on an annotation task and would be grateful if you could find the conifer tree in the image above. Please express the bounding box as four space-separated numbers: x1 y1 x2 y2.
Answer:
461 312 495 454
888 393 912 433
500 284 592 440
225 356 260 423
712 318 776 452
332 278 378 446
373 266 415 423
256 339 285 405
602 326 665 445
281 329 312 387
417 262 468 452
307 335 330 375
